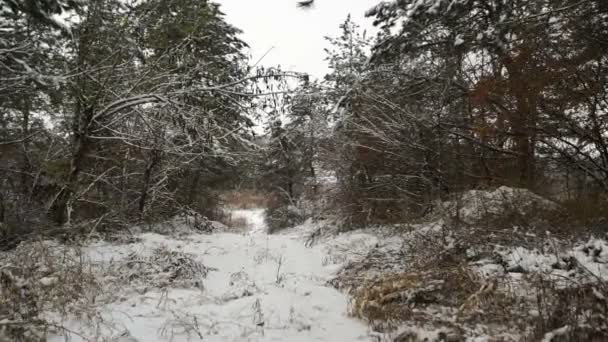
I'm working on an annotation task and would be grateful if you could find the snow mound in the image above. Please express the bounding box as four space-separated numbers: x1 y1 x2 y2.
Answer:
442 186 558 223
134 210 219 236
111 246 209 290
326 218 608 340
470 237 608 286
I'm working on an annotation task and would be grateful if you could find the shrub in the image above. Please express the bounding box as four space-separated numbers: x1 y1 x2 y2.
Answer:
265 195 305 233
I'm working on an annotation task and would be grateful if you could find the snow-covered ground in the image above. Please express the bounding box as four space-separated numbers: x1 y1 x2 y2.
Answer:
48 209 375 342
14 188 605 341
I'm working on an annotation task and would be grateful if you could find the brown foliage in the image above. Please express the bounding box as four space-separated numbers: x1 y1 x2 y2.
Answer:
220 190 270 209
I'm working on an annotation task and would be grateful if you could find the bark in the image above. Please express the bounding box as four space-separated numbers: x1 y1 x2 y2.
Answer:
138 149 161 215
187 171 201 205
50 104 95 225
504 57 537 188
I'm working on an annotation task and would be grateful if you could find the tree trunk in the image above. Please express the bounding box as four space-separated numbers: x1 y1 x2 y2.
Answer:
19 104 31 198
50 105 95 225
187 171 201 205
0 190 5 223
504 58 537 188
138 149 161 216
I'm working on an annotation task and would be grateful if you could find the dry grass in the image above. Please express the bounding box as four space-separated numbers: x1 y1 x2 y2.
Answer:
350 268 479 331
348 262 608 341
1 240 102 341
0 238 214 341
329 188 608 340
526 277 608 342
220 190 270 209
111 246 209 290
336 216 608 341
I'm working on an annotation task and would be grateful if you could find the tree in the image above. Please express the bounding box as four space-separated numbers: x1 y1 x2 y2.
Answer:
1 0 81 27
323 14 370 106
0 0 70 231
307 1 608 225
0 0 265 234
45 0 260 225
257 79 328 231
366 0 608 189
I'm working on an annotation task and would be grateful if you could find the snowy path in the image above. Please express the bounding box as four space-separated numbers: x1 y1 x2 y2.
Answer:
50 209 374 342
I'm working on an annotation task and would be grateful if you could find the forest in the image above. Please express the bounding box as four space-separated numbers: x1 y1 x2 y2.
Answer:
1 0 608 341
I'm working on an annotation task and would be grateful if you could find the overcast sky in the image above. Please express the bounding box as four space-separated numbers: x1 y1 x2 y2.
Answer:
216 0 378 80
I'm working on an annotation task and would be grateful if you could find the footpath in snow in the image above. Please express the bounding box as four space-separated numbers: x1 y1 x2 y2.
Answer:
49 209 376 342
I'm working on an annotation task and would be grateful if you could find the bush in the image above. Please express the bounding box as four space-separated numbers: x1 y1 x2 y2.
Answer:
265 195 305 233
111 246 209 290
1 241 101 341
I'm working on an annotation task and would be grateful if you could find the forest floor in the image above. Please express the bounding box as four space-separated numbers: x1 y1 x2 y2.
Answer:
2 188 607 341
41 209 379 342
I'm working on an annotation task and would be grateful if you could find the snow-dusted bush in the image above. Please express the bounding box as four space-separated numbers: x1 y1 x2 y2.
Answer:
0 266 47 342
1 241 101 341
330 212 608 340
440 186 559 225
113 246 209 290
265 198 306 234
139 208 217 236
350 269 477 324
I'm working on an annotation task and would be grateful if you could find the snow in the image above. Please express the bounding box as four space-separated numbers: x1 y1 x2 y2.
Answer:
541 325 570 342
442 186 558 223
469 237 608 290
229 208 268 235
11 189 606 341
47 209 375 342
39 276 59 287
454 35 465 46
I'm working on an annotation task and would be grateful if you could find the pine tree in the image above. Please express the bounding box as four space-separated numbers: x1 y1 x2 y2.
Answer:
324 14 370 103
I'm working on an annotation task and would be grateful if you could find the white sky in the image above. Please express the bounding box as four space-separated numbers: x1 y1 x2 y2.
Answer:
216 0 379 80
